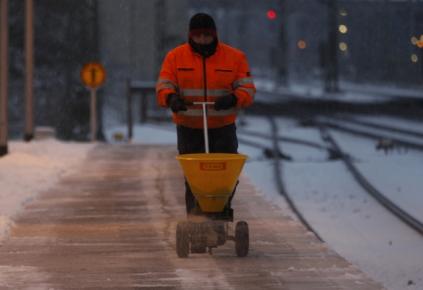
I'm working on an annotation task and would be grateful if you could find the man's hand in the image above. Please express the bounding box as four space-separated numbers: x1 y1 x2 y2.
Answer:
167 94 188 113
214 94 237 111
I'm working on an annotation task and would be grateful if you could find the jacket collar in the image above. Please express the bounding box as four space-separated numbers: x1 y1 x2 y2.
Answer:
188 38 218 58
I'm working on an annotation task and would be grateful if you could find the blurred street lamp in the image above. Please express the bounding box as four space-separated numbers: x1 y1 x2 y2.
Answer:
338 24 348 34
297 40 307 50
411 54 418 63
339 42 348 52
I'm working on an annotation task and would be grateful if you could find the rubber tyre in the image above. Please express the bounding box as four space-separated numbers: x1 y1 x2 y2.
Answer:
176 222 190 258
235 221 249 257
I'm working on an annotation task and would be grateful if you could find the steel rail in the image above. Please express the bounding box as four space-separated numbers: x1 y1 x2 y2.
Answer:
317 119 423 151
268 116 324 242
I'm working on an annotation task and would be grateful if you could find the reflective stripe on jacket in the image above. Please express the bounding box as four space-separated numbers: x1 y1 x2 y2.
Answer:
156 42 255 129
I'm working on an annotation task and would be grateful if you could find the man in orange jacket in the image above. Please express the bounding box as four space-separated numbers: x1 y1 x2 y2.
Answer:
156 13 255 218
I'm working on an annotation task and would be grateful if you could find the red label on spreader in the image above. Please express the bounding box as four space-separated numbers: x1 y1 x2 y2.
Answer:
200 162 226 171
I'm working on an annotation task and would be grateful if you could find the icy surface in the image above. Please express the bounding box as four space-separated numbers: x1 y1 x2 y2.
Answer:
0 139 94 241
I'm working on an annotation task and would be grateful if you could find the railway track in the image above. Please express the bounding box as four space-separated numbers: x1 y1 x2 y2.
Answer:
317 123 423 236
237 115 423 239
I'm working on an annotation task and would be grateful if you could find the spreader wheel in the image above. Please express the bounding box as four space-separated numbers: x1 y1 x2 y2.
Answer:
235 221 249 257
176 222 190 258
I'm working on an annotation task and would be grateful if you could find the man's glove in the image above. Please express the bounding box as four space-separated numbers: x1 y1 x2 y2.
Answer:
167 94 187 113
214 94 237 111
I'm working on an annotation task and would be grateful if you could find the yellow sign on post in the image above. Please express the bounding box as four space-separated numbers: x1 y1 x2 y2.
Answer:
80 62 106 88
80 62 106 142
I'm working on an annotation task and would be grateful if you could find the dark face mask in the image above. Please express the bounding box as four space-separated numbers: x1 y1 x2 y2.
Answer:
189 38 218 58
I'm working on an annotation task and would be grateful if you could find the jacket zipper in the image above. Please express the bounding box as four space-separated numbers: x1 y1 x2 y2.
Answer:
202 56 208 125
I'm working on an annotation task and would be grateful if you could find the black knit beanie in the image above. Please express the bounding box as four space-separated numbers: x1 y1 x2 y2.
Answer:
189 13 216 32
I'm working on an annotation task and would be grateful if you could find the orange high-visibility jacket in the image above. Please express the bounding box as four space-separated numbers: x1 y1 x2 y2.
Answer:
156 42 255 129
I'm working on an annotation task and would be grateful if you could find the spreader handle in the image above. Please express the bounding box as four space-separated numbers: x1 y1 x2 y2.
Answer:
192 102 215 154
193 102 215 105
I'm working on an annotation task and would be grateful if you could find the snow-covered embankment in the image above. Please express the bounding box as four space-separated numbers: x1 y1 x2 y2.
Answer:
0 139 94 241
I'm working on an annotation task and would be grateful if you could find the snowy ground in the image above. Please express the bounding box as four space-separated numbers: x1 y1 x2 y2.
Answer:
331 130 423 223
0 138 94 241
238 115 423 290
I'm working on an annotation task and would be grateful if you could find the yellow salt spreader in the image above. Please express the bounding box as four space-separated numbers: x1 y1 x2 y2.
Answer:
175 102 249 258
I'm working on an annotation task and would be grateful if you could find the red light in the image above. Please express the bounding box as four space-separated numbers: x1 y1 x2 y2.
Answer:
267 9 277 20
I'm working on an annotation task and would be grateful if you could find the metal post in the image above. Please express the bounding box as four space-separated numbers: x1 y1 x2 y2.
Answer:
320 0 340 92
126 79 133 142
24 0 34 141
155 0 165 77
90 88 97 142
0 0 9 156
326 0 339 92
92 0 104 141
277 0 288 85
140 91 148 123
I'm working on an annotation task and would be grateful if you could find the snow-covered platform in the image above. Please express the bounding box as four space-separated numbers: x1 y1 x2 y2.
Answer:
0 144 384 289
